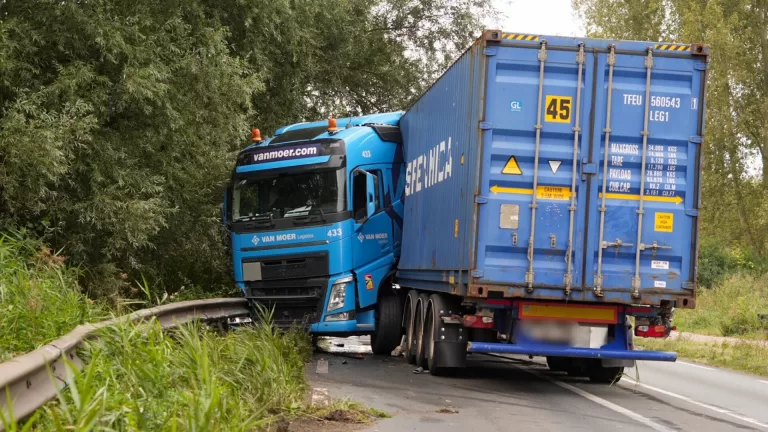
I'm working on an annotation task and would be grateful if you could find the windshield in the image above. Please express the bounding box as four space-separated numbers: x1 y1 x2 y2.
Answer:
232 169 346 221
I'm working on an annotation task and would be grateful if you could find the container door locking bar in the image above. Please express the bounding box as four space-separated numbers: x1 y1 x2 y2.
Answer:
632 48 655 299
564 43 585 296
526 41 548 292
595 45 616 297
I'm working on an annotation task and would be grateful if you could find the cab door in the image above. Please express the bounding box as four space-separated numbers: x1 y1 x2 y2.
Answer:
351 166 395 308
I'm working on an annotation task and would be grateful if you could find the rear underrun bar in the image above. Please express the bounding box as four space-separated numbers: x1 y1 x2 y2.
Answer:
467 342 677 362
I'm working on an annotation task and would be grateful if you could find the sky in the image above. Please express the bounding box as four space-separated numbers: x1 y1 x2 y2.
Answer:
487 0 584 37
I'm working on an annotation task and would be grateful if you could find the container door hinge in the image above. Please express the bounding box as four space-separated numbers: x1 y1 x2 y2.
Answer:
694 63 708 71
484 47 498 56
685 209 699 216
471 269 484 278
475 195 488 204
480 121 493 130
689 136 703 144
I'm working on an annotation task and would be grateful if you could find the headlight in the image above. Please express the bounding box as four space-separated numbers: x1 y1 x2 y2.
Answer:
327 276 353 312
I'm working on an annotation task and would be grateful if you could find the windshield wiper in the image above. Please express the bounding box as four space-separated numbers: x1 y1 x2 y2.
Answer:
235 213 275 227
292 208 326 225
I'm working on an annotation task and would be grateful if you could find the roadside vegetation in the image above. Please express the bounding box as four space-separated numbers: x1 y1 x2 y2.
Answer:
638 338 768 377
5 320 312 431
0 232 106 361
0 234 383 430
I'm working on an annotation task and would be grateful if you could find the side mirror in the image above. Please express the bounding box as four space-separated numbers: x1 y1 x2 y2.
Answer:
365 172 376 219
222 187 231 226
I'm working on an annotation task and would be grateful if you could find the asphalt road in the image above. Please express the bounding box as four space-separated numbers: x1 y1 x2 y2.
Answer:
309 336 768 431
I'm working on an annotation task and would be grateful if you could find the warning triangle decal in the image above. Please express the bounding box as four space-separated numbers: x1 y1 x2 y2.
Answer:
502 156 522 175
549 160 562 174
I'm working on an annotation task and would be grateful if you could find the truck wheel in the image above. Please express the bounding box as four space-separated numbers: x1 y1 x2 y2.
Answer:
403 290 420 364
587 363 624 384
371 295 403 355
425 294 466 376
414 293 430 368
546 356 570 372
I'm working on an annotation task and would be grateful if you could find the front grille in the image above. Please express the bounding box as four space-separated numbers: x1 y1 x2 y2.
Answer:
246 252 328 280
246 277 328 326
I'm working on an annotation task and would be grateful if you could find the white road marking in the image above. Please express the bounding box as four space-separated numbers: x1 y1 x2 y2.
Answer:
677 361 714 370
316 358 329 374
621 380 768 430
513 364 674 432
760 380 768 385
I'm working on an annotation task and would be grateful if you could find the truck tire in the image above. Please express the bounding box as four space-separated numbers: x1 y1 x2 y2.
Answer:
546 356 570 372
425 294 467 376
403 290 420 364
414 293 430 368
587 363 624 384
371 295 403 355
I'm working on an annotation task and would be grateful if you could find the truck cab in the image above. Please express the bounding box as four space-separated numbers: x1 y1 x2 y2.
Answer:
224 112 405 353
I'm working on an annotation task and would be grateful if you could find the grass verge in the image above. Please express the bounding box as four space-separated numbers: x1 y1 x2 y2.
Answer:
636 337 768 377
0 232 106 361
674 274 768 338
2 317 314 431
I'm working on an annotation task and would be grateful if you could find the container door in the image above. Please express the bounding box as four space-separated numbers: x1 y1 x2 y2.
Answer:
584 49 703 301
475 43 593 294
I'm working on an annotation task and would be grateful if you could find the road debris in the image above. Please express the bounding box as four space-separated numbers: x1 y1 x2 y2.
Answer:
436 407 459 414
391 335 407 357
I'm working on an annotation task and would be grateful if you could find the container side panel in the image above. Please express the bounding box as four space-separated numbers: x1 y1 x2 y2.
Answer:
399 43 484 272
475 45 592 289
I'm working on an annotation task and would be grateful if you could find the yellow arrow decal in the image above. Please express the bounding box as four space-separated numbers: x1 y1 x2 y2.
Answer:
491 185 572 201
490 185 532 195
599 193 683 205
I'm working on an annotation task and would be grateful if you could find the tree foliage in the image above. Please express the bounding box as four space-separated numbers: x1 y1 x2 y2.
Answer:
574 0 768 261
0 0 493 298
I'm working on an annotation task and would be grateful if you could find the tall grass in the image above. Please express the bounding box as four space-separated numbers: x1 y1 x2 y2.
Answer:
4 318 313 431
676 274 768 337
0 232 106 361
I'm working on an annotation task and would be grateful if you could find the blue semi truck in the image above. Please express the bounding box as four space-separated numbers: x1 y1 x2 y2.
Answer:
225 29 708 381
223 113 406 354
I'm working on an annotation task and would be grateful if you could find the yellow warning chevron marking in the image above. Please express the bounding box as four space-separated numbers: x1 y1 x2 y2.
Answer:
600 192 683 205
654 43 691 52
501 32 540 41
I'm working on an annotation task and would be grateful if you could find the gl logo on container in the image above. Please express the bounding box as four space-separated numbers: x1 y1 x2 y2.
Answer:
510 100 522 112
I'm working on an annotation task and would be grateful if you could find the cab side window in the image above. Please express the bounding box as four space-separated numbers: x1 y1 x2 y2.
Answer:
352 169 381 222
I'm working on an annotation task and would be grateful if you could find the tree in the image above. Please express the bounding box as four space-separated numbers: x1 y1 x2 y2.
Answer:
0 0 494 298
574 0 768 258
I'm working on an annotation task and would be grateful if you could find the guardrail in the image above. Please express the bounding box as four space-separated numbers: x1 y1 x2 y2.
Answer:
0 298 249 428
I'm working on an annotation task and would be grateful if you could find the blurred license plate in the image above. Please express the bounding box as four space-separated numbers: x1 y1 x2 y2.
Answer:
518 320 578 344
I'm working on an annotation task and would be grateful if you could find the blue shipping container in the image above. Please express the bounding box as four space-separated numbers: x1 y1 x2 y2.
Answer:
398 30 707 308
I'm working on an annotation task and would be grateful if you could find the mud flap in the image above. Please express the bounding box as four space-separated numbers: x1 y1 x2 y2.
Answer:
433 324 468 368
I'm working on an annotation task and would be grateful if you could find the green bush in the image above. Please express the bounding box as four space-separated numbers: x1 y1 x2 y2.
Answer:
676 274 768 337
0 231 106 361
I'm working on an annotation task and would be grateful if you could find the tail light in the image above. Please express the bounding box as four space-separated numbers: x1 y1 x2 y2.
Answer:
463 314 494 329
635 324 674 338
